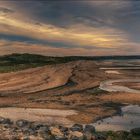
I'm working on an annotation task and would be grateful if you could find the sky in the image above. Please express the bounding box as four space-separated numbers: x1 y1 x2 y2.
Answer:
0 0 140 56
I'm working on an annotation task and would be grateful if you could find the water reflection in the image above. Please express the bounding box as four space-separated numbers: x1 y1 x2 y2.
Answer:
93 105 140 131
99 79 140 93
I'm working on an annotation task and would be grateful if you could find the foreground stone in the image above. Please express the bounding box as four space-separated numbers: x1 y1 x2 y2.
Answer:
70 124 83 132
0 117 139 140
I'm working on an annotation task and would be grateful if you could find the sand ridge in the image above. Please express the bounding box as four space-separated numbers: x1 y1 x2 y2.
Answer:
0 62 76 94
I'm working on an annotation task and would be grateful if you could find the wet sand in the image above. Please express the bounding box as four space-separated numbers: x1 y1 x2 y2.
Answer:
0 107 77 126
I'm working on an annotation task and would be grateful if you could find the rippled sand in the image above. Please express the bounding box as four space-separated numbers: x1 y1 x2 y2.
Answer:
0 63 74 94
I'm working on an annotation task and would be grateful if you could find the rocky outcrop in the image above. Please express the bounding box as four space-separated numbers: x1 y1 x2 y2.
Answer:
0 117 139 140
0 117 98 140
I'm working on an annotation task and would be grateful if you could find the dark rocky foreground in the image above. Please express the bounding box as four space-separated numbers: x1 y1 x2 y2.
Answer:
0 117 139 140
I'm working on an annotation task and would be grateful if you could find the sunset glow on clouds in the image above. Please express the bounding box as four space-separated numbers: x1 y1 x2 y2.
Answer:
0 0 140 56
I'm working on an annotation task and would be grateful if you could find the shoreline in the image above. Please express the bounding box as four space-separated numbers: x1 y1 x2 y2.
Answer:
0 116 139 140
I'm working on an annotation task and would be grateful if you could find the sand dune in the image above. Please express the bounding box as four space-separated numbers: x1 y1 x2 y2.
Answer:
0 61 102 94
0 62 75 94
0 60 139 126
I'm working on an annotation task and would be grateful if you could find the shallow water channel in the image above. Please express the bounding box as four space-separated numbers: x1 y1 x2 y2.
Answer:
96 77 140 131
93 105 140 131
99 79 140 93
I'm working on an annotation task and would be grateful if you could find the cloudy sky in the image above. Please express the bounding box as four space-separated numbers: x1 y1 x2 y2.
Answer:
0 0 140 56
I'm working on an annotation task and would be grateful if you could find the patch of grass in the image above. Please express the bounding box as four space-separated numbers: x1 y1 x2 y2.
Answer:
97 131 140 140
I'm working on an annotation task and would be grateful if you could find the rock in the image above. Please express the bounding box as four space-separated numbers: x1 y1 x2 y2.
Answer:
70 124 83 132
38 130 52 139
38 125 50 133
84 125 96 140
50 127 64 137
16 120 30 127
59 125 69 133
29 129 37 135
96 135 106 140
37 125 51 139
54 136 68 140
50 127 68 140
0 117 13 125
30 122 44 130
84 125 95 133
131 127 140 135
22 128 31 135
69 131 84 140
59 125 69 136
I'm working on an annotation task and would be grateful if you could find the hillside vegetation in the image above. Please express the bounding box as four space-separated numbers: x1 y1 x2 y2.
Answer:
0 53 139 73
0 53 78 73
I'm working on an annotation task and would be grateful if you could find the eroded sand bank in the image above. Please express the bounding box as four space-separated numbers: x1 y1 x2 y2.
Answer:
0 63 74 94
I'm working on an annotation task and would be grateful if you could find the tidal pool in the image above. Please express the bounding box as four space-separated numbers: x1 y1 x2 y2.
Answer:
93 105 140 131
99 79 140 93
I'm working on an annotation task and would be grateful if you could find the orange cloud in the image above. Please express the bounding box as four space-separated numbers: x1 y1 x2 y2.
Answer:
0 14 131 49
